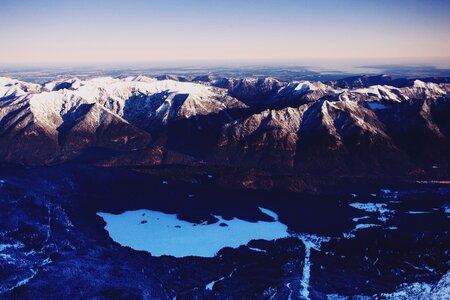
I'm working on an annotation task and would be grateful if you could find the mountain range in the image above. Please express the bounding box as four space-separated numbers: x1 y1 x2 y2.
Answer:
1 74 449 188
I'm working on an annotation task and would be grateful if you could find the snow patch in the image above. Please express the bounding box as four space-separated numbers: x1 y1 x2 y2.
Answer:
293 234 331 300
342 232 356 239
0 242 24 252
406 211 431 214
205 268 236 291
248 247 267 253
349 202 394 222
386 226 398 230
413 80 427 89
293 81 316 93
353 223 380 231
352 216 370 222
3 269 38 293
444 205 450 214
380 270 450 300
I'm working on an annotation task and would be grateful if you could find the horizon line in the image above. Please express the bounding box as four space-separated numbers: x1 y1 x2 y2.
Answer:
1 58 450 73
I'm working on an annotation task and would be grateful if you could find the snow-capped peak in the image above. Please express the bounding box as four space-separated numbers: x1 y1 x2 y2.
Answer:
413 80 427 88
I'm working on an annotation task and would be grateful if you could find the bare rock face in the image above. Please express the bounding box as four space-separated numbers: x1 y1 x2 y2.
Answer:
294 100 404 174
0 75 449 178
213 77 286 107
215 106 305 170
58 103 152 155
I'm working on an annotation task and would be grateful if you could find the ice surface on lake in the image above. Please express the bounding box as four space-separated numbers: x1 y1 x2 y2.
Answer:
258 207 279 220
97 207 289 257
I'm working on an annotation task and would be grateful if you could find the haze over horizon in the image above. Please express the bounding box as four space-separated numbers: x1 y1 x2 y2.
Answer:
1 0 449 68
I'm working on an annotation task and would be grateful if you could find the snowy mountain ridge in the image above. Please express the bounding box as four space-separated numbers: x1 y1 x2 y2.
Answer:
0 75 449 179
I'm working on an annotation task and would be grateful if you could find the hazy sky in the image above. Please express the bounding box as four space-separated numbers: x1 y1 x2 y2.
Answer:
1 0 449 67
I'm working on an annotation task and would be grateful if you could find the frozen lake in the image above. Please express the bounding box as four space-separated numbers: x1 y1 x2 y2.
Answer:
97 207 289 257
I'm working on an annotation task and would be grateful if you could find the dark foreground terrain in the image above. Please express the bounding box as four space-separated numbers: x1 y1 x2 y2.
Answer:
0 165 448 299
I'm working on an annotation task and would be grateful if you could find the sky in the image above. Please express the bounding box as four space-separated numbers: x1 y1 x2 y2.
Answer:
0 0 449 67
